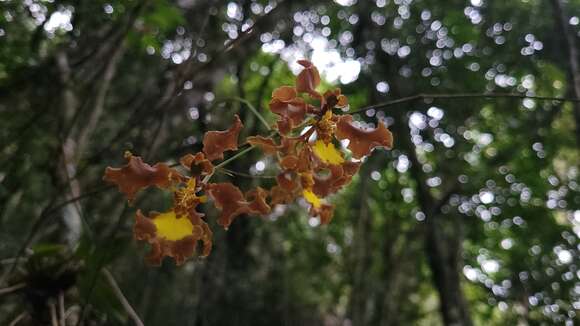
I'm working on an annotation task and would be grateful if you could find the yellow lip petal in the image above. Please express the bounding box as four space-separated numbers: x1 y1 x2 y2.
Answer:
312 140 345 165
152 211 194 241
303 189 321 209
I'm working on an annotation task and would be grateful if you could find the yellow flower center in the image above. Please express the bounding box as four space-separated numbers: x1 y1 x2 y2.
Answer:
176 178 207 207
153 211 194 241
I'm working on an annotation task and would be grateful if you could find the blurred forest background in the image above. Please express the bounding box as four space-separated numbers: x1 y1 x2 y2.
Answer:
1 0 580 325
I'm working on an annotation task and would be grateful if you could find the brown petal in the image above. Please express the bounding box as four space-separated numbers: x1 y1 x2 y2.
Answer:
134 210 157 241
203 115 243 161
304 191 335 224
312 165 343 197
296 145 313 172
246 187 271 215
277 172 299 191
335 115 393 159
342 160 362 176
280 155 299 170
206 183 250 228
278 136 301 156
276 118 292 135
104 153 183 202
312 161 359 197
145 236 199 266
180 152 214 176
270 185 296 206
323 88 348 109
247 136 278 155
199 223 213 257
272 86 297 101
269 98 307 127
336 95 348 108
318 204 334 224
296 60 321 96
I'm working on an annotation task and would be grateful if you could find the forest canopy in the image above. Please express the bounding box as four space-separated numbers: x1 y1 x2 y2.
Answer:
1 0 579 325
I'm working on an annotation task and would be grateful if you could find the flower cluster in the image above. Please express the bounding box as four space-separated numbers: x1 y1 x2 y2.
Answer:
103 60 393 265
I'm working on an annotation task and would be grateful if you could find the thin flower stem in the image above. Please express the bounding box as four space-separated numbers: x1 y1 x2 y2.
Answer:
230 97 272 131
219 130 278 170
215 146 255 170
202 129 278 183
349 92 580 115
102 268 144 326
217 167 276 179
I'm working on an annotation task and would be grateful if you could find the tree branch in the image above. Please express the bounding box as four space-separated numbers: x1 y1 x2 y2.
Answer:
0 185 111 286
0 282 26 296
59 292 66 326
349 92 580 115
49 301 58 326
8 312 27 326
75 42 126 163
88 0 287 165
102 268 144 326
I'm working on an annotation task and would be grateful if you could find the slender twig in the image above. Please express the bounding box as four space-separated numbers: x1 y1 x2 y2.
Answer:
0 282 26 295
59 292 66 326
49 301 59 326
0 258 27 265
349 92 580 115
102 268 144 326
220 1 286 56
76 205 129 326
64 306 80 321
8 312 26 326
0 110 48 153
47 185 114 217
75 40 127 163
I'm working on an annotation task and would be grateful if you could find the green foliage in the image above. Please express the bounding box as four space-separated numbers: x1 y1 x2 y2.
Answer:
1 0 579 325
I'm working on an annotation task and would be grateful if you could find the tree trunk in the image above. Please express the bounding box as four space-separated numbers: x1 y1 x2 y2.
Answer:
349 163 373 325
424 214 471 326
404 127 472 326
383 89 472 325
550 0 580 148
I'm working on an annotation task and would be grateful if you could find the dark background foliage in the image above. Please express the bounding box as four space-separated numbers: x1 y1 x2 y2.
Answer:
0 0 579 325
